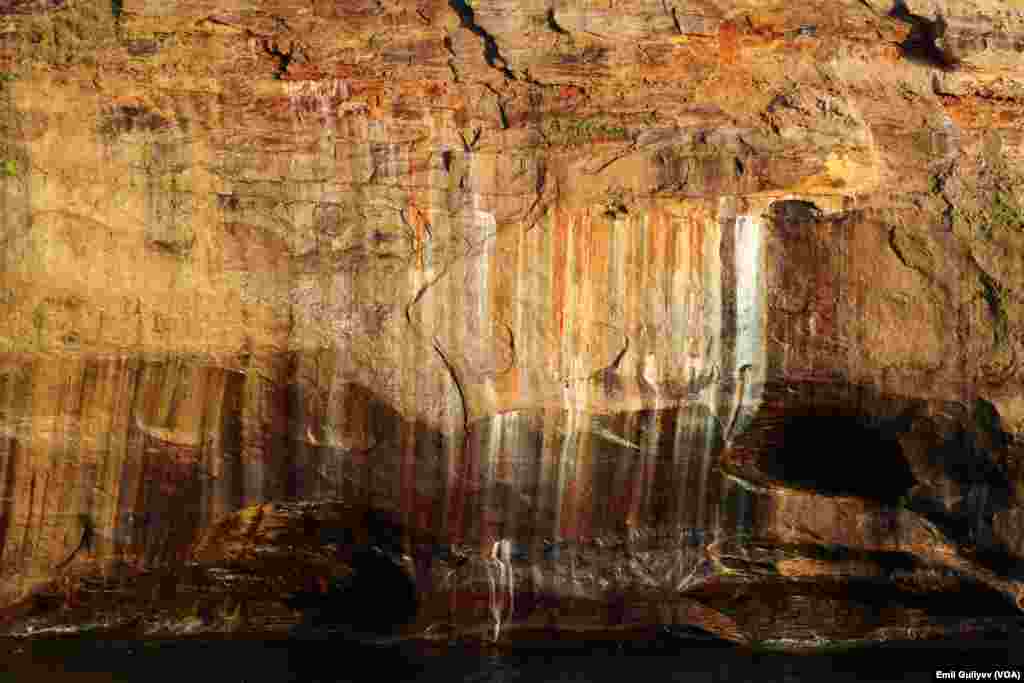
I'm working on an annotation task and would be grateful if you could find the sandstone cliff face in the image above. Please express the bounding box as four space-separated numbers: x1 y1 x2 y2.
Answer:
0 0 1024 648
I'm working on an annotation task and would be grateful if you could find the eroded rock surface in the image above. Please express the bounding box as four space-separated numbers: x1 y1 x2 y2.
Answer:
0 0 1023 649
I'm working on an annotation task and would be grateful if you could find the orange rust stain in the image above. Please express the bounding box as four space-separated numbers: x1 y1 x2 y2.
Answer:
690 210 705 286
492 364 518 403
644 212 664 368
590 213 611 357
574 209 591 288
333 64 358 79
283 65 326 82
398 80 425 97
406 202 427 270
552 207 569 338
637 212 654 336
879 44 902 64
940 98 974 128
573 209 592 363
687 211 707 357
719 21 739 65
424 81 447 98
667 42 717 77
560 85 583 99
409 154 431 180
662 212 679 337
648 209 664 272
495 225 521 400
359 84 389 118
623 215 638 351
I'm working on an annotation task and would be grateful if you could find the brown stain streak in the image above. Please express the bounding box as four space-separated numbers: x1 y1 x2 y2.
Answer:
0 439 16 568
553 206 569 341
19 471 34 570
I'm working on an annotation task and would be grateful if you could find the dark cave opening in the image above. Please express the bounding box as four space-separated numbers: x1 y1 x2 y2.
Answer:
843 575 1020 619
889 0 958 69
283 508 419 637
769 199 823 226
760 415 915 504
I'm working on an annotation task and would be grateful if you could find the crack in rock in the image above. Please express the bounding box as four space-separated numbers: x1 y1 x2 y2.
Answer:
447 0 516 80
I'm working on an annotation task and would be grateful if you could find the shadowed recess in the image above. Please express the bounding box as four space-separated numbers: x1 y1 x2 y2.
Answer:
698 573 1021 630
769 199 823 226
284 509 419 636
759 415 915 503
890 0 958 68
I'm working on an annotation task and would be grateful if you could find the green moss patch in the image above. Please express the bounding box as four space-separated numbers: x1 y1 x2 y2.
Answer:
542 115 629 147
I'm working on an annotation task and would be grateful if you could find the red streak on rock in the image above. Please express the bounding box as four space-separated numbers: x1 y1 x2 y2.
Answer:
719 21 739 65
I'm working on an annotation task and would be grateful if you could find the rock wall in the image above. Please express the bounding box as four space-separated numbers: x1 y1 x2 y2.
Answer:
0 0 1023 646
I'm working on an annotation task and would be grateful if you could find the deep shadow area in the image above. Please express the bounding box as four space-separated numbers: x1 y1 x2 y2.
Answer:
925 400 1013 503
842 576 1019 620
910 399 1023 579
4 631 1024 682
695 574 1019 640
889 0 957 68
769 199 822 227
777 544 920 575
759 415 914 504
284 509 419 638
907 495 1024 580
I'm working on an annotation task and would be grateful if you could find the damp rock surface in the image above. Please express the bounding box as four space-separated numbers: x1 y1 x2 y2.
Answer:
0 0 1023 651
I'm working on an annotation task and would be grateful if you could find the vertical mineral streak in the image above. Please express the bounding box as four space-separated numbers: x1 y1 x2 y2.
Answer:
0 437 16 575
733 206 766 426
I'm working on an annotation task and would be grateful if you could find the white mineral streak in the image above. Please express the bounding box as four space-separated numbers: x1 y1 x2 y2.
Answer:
642 353 659 388
693 205 726 545
469 149 498 515
555 212 582 534
483 410 504 540
672 411 695 589
729 208 766 440
470 152 495 346
935 112 962 168
562 213 582 401
487 538 514 641
553 408 577 546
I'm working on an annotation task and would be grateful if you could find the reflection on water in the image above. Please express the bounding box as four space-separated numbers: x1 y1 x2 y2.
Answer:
2 636 1022 683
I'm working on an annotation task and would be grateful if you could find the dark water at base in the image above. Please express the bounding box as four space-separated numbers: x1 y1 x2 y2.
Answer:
2 637 1021 683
